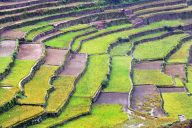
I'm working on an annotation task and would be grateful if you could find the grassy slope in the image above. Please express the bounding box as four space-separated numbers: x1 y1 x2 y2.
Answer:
80 21 183 54
104 56 132 92
162 93 192 119
73 54 109 97
110 43 132 56
71 24 132 51
18 65 58 105
134 34 186 60
29 96 91 127
168 40 192 63
0 105 43 127
0 87 18 107
131 31 166 42
0 57 12 74
186 66 192 93
60 104 128 128
133 69 174 86
29 55 109 127
46 76 75 113
0 60 35 87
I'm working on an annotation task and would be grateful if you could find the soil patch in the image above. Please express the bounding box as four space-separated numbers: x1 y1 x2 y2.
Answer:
189 46 192 64
131 85 165 117
94 92 128 107
183 18 192 25
1 29 25 40
134 61 162 70
158 87 186 93
44 48 68 66
0 40 16 57
164 64 185 79
60 53 86 76
16 44 42 61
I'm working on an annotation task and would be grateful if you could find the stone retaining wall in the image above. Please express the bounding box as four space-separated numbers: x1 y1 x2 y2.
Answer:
0 0 58 10
132 0 186 13
0 3 95 24
56 11 126 28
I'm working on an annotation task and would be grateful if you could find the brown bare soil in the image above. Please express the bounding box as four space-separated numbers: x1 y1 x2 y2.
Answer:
0 29 25 40
134 61 162 70
94 92 128 107
44 48 68 66
16 44 42 60
158 87 186 93
164 64 185 79
0 40 16 57
183 18 192 25
60 53 86 76
131 85 166 117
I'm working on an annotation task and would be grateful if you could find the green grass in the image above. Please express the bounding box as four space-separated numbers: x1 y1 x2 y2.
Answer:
0 87 18 107
60 104 128 128
0 60 35 87
18 65 58 105
134 34 186 60
29 96 91 128
25 26 54 41
46 76 76 113
110 43 132 56
0 57 12 74
71 24 132 51
186 66 192 93
162 93 192 119
133 69 174 86
79 20 183 54
104 56 132 92
0 105 43 127
19 22 48 32
28 55 109 127
168 40 192 63
131 31 166 42
44 28 94 48
73 54 109 97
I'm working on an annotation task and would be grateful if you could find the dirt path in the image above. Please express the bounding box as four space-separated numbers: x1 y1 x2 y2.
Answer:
158 87 186 93
60 53 86 76
94 92 128 107
0 29 25 40
16 44 42 61
44 48 68 66
131 85 166 117
134 61 162 70
0 40 16 57
164 64 185 79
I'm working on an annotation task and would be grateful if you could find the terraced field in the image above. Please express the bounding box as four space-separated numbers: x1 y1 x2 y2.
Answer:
1 0 192 127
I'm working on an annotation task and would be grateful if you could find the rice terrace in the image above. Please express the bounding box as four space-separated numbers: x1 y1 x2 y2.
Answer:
2 0 192 127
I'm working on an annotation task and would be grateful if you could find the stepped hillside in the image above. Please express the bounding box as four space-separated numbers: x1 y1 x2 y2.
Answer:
1 0 192 127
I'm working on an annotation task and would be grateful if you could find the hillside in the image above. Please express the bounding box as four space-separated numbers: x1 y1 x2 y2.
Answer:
0 0 192 127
